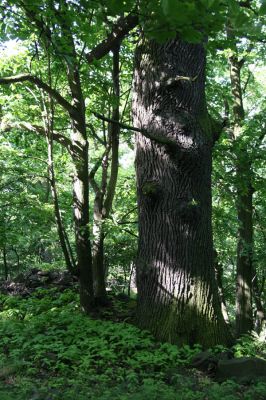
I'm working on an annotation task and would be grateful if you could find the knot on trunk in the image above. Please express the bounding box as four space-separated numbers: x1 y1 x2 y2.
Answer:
176 197 201 222
141 180 161 199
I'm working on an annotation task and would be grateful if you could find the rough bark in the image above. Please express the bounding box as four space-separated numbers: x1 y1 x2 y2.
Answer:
132 37 232 347
229 55 253 336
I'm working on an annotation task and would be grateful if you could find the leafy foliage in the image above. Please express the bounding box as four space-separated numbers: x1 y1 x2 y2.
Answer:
0 289 265 400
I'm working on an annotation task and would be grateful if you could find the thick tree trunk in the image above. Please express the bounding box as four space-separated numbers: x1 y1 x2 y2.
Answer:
229 55 253 336
132 37 231 347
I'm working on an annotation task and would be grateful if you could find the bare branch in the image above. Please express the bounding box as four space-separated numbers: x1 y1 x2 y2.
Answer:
117 220 138 225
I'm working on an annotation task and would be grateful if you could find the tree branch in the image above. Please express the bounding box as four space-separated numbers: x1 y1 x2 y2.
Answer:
89 152 106 194
120 227 138 239
210 116 229 143
243 70 252 96
119 206 138 223
93 112 180 149
0 74 74 115
1 121 73 153
87 123 105 146
86 14 138 64
89 155 104 180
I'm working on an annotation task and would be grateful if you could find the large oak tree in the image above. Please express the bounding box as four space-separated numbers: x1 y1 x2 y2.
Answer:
132 36 232 346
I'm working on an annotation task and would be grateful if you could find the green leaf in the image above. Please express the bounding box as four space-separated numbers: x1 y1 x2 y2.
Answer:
200 0 215 8
259 0 266 15
181 27 203 43
107 0 129 14
161 0 178 16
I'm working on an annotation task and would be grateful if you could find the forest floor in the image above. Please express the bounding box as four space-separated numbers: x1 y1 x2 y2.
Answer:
0 270 266 400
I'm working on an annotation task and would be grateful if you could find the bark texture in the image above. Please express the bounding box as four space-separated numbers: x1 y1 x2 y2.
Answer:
132 37 231 347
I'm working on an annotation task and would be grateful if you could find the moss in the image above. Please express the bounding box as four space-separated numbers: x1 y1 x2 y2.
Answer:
142 181 161 196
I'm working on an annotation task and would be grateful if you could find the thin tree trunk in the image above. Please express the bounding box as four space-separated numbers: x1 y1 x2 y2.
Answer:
62 226 76 270
41 58 76 277
71 115 94 311
46 132 76 275
253 272 265 333
133 37 232 347
3 245 8 281
229 54 253 336
60 16 94 311
92 44 121 303
128 262 136 297
15 249 20 270
92 185 107 303
235 162 253 335
45 172 50 202
11 247 20 271
2 2 95 311
91 150 110 304
103 44 120 217
214 250 230 325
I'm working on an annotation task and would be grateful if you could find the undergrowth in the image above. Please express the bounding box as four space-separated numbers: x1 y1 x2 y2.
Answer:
0 288 265 400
